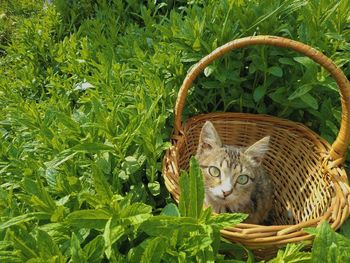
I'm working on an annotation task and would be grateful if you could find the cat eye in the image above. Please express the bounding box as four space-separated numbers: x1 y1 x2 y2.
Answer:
208 166 220 177
236 174 249 185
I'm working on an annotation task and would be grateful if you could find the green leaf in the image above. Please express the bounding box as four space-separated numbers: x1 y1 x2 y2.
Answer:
253 85 267 102
268 243 311 263
140 216 199 237
128 237 168 263
192 37 201 51
50 205 66 222
0 241 12 252
38 222 70 245
218 240 254 262
103 219 124 259
22 177 57 213
96 156 111 174
71 143 115 152
268 66 283 77
300 93 318 110
326 120 338 136
161 203 180 217
140 237 167 263
36 229 65 261
199 207 213 223
0 253 22 263
83 235 105 263
179 157 204 219
133 41 146 59
293 56 314 67
269 87 288 105
249 63 256 74
288 85 313 100
179 170 190 217
278 57 295 66
204 65 215 77
0 212 50 230
6 230 38 260
340 219 350 238
148 181 160 196
120 202 152 225
181 234 213 256
208 213 247 228
303 227 318 235
307 221 350 263
195 247 215 262
44 151 79 169
70 233 87 263
92 163 113 201
66 209 111 229
53 111 80 130
123 156 142 174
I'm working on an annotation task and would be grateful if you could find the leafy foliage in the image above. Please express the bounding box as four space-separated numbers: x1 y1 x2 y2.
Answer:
268 243 311 263
306 221 350 262
135 158 246 262
1 0 350 262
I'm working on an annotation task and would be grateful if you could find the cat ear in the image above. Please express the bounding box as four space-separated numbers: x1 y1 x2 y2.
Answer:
197 121 222 153
244 136 270 165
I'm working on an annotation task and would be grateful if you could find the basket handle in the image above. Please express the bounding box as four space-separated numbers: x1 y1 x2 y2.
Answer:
174 35 350 163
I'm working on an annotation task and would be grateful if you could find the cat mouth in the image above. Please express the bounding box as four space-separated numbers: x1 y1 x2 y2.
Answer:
218 195 230 200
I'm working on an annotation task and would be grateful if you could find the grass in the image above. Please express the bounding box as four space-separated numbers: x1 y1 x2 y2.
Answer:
0 0 350 262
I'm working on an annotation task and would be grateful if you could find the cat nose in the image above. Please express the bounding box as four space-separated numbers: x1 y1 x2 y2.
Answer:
222 189 233 197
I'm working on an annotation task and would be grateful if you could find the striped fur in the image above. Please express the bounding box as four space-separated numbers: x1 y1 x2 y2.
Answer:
195 121 273 224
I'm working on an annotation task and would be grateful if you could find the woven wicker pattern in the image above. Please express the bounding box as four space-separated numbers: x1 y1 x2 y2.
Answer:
163 36 350 257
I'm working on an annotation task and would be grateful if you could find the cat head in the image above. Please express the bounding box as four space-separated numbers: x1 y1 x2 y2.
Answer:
195 121 270 202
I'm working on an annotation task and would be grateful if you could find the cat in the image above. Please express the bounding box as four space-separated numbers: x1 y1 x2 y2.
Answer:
195 121 273 224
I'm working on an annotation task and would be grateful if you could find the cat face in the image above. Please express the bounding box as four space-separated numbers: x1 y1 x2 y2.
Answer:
195 121 270 204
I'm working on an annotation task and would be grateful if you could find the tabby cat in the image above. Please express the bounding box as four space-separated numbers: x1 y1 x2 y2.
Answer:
195 121 273 224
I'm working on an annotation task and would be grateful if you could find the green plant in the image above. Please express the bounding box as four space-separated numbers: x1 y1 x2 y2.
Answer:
1 0 350 262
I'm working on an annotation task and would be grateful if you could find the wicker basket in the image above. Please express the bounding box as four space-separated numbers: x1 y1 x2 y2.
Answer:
162 36 350 257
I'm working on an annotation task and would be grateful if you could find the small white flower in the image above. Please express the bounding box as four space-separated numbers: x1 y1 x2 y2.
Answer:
74 81 94 91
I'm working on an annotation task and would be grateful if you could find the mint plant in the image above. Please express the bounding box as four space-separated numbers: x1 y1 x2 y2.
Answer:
1 0 350 262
